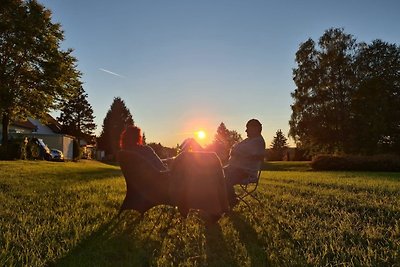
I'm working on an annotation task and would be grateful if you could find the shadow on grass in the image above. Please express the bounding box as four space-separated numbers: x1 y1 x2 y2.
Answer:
52 207 287 266
52 207 179 267
52 212 152 266
227 211 270 267
205 222 240 267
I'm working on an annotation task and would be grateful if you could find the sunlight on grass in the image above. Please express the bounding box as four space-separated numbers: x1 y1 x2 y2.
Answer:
1 160 399 266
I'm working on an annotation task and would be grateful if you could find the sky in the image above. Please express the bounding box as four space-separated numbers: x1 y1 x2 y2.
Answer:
40 0 400 147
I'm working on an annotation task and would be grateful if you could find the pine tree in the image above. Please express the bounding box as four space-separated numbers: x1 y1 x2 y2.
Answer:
97 97 134 158
271 129 288 150
269 129 288 161
58 86 96 144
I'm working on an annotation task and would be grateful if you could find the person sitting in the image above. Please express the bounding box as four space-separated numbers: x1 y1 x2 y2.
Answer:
224 119 266 206
119 125 167 171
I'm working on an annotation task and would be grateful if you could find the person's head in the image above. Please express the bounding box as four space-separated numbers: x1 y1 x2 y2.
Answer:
119 125 143 149
245 119 262 138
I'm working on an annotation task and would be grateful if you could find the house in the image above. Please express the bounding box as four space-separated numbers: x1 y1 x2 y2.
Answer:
1 114 75 160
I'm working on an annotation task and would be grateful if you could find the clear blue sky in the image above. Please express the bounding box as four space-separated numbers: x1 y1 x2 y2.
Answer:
40 0 400 147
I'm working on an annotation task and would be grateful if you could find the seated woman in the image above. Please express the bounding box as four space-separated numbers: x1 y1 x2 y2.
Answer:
119 125 167 171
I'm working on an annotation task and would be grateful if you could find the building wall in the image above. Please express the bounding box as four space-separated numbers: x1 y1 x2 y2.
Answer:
27 118 55 134
62 136 74 160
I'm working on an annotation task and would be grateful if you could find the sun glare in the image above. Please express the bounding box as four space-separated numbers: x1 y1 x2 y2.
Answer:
196 130 206 140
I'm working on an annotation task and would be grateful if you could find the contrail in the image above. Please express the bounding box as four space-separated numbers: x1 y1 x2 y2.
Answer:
99 68 124 78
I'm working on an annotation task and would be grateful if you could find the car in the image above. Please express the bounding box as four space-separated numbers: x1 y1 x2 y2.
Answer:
50 149 64 162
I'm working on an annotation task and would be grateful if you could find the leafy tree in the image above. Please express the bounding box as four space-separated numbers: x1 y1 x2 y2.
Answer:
58 86 96 144
351 40 400 154
268 129 289 161
97 97 134 158
207 122 242 163
0 0 81 147
290 28 400 156
290 28 357 154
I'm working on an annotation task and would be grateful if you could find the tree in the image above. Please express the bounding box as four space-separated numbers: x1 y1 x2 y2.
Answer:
290 28 357 154
0 0 81 147
58 86 96 144
97 97 134 158
290 28 400 156
207 122 242 163
269 129 288 161
351 40 400 154
270 129 288 150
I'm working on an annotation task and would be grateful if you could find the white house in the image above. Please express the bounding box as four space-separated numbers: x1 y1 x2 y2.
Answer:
1 114 75 160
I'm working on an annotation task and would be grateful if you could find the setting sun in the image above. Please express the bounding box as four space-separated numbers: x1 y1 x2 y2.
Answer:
196 130 206 140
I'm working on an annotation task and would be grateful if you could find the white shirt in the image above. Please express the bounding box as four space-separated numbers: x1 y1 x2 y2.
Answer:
228 135 265 173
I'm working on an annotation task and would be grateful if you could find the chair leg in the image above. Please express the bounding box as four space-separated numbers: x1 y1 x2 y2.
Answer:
236 188 263 211
237 195 252 210
247 192 262 205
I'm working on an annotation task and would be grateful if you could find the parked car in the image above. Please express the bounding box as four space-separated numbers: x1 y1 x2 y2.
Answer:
50 149 64 162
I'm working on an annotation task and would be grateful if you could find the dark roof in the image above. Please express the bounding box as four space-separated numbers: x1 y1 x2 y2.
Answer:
11 114 62 133
12 120 36 130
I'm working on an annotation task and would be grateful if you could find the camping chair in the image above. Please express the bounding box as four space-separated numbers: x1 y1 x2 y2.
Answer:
235 167 263 209
118 150 229 223
118 150 171 215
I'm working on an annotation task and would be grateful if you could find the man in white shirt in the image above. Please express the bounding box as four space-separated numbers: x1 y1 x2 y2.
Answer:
224 119 266 207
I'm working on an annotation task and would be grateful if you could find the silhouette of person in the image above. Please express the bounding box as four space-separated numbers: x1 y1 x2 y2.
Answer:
224 119 265 206
119 125 167 171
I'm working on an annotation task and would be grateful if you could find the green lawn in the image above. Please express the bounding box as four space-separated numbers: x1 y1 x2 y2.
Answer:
1 160 399 266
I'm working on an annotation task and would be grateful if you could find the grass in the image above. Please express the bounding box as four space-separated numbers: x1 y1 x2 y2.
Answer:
1 160 399 266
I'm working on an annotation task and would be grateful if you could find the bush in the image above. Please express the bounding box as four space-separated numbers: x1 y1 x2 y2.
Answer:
311 154 400 171
293 148 312 161
266 149 284 161
0 139 27 160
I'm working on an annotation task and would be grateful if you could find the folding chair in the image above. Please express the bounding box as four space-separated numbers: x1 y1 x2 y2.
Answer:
235 169 262 209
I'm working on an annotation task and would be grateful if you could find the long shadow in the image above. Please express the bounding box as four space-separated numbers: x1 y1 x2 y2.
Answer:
52 206 179 267
229 195 311 266
51 211 160 267
228 211 270 267
204 221 240 267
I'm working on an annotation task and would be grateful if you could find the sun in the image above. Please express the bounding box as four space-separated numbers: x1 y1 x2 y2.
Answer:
196 130 206 140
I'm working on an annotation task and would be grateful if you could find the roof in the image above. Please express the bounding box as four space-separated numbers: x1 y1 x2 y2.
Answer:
11 114 61 133
11 119 37 130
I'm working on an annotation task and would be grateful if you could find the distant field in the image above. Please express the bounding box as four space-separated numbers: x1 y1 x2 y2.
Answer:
0 160 399 266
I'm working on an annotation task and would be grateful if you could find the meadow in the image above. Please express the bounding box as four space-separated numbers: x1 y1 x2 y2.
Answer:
0 160 399 266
